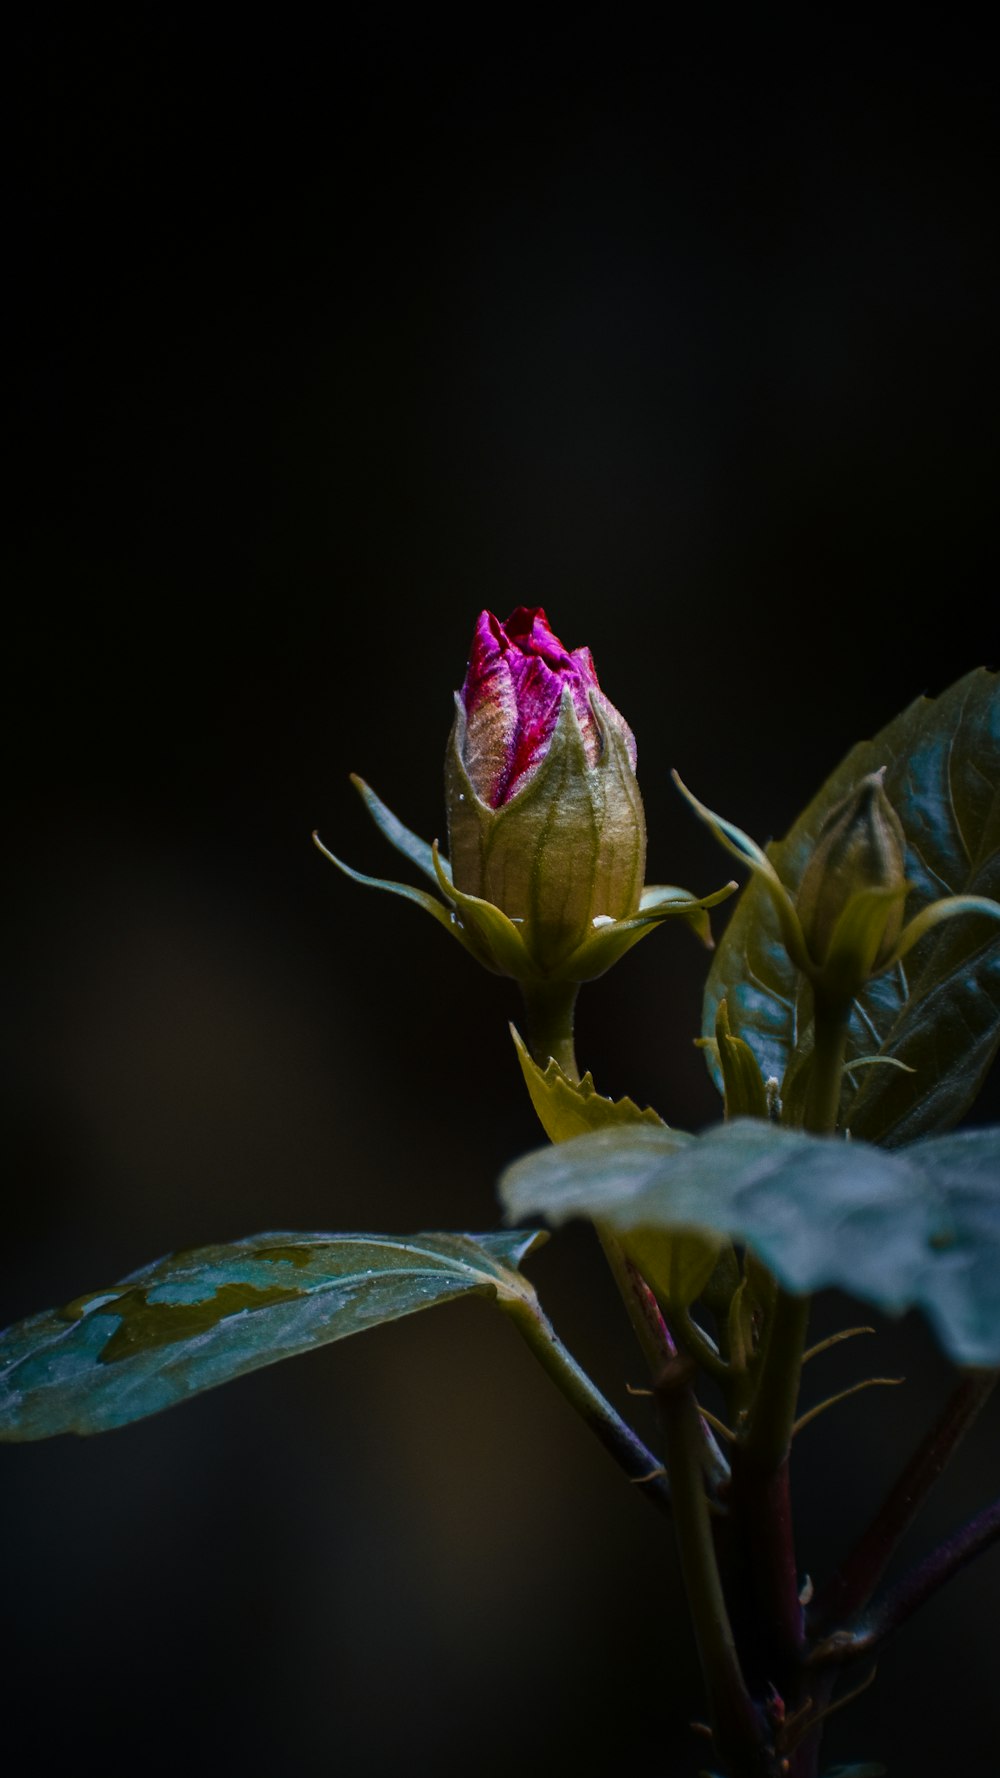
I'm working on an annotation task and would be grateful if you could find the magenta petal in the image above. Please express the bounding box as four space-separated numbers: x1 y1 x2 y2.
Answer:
458 607 635 807
462 614 519 807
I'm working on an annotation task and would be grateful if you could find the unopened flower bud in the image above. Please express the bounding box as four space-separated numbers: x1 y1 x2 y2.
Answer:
445 608 646 973
796 769 908 986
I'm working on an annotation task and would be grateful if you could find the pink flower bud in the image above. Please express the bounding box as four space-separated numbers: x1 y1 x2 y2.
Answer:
317 607 732 999
445 608 646 973
459 608 637 809
796 768 908 986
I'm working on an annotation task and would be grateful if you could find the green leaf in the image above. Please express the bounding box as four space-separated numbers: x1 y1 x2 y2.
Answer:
0 1229 544 1441
500 1119 1000 1367
703 669 1000 1143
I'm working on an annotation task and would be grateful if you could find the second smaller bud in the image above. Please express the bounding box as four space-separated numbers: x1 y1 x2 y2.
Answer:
796 768 908 1001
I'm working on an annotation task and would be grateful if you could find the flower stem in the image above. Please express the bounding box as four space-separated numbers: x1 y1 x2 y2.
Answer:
656 1357 770 1775
519 980 581 1080
750 992 845 1476
726 994 846 1696
743 1288 811 1480
731 1288 810 1690
802 994 850 1136
740 996 868 1775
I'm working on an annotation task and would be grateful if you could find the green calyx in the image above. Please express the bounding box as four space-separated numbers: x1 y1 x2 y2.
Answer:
315 736 736 987
446 688 647 970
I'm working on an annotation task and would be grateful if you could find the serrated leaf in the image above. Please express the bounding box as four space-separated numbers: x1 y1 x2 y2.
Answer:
509 1031 718 1307
500 1119 1000 1366
0 1229 544 1441
703 669 1000 1143
511 1024 664 1143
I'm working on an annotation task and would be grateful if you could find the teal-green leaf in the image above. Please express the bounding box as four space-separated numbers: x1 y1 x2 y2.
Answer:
703 669 1000 1143
499 1120 1000 1366
0 1229 544 1441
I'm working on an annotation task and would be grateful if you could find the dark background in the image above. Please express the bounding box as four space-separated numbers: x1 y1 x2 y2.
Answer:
4 15 999 1776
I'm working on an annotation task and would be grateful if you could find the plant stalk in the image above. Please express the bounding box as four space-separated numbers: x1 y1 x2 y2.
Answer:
656 1356 770 1776
501 1282 672 1515
598 1227 730 1495
512 979 733 1505
802 993 850 1137
519 980 581 1080
811 1369 997 1635
729 1288 810 1694
722 992 850 1744
808 1491 1000 1669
